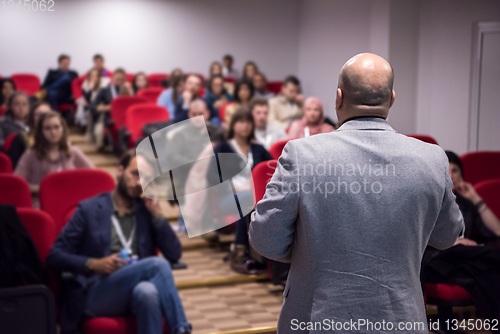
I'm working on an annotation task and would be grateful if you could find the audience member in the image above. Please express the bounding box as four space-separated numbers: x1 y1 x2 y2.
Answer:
209 109 272 273
204 74 232 126
287 97 334 138
250 97 287 150
132 72 149 94
93 54 111 77
209 61 223 77
421 151 500 320
252 73 274 100
157 73 185 120
15 112 94 189
90 68 133 148
27 102 51 143
173 74 202 123
222 54 239 78
42 54 79 110
46 150 191 334
81 68 110 142
0 78 16 108
223 80 254 128
0 92 29 151
242 61 258 81
268 75 303 130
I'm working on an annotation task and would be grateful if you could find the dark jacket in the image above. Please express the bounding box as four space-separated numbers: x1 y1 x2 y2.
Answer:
46 192 182 333
204 89 233 120
0 205 48 289
173 95 189 123
0 114 27 151
42 69 78 103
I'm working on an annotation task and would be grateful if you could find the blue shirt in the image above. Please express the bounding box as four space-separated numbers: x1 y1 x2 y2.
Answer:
157 88 176 120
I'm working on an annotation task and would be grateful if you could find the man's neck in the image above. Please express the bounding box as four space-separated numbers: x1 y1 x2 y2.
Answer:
112 189 133 211
255 124 266 131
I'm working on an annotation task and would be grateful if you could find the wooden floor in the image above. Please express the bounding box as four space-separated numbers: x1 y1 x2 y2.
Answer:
69 131 490 334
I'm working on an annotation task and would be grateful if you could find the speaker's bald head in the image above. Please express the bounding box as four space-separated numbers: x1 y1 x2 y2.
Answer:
338 53 394 109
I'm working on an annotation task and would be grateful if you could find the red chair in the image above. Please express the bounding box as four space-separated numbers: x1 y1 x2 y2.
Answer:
424 283 472 321
108 96 148 152
147 73 169 88
11 73 41 95
72 75 86 100
223 77 235 83
3 133 17 152
39 169 115 235
125 104 169 147
219 102 235 122
126 73 135 84
475 179 500 218
83 316 170 334
405 134 439 145
266 81 283 95
137 87 165 103
269 139 291 160
0 105 6 116
0 152 13 173
252 160 277 205
16 208 56 262
460 151 500 185
0 174 32 207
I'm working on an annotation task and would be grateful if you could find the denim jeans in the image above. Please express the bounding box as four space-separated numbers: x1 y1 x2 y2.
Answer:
84 257 191 334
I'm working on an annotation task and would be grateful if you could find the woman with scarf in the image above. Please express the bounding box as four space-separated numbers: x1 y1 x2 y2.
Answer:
287 97 334 138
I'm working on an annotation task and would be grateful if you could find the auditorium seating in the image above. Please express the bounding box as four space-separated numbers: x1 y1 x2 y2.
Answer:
39 169 116 234
126 73 135 84
147 73 169 88
137 87 164 103
475 179 500 218
0 174 32 207
0 152 13 173
0 105 6 116
83 317 170 334
266 81 282 95
71 75 86 100
107 96 147 153
252 160 277 204
17 208 56 262
460 151 500 185
424 283 472 320
224 77 235 83
269 139 291 160
405 134 439 145
124 104 169 148
219 102 235 122
11 73 41 95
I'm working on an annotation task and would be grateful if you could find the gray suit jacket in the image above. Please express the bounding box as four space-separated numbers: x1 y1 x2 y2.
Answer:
249 117 464 333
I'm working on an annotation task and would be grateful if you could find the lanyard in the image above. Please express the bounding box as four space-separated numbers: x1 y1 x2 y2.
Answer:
110 215 135 253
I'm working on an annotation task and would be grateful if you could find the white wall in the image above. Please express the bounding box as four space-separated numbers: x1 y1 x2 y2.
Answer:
0 0 300 80
415 0 500 154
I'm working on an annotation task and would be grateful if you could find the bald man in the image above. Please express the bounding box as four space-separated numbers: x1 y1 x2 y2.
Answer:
249 53 464 333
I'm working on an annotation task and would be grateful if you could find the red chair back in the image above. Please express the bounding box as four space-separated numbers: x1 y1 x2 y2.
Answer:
475 179 500 219
252 160 277 204
3 133 17 152
126 104 169 145
110 96 148 130
0 174 32 207
11 73 41 95
0 152 13 173
147 73 169 88
83 317 170 334
16 208 56 262
406 134 439 145
269 139 291 160
0 105 6 116
72 75 86 100
219 102 235 122
39 169 115 234
460 151 500 185
137 87 165 103
223 77 235 83
266 81 283 95
126 73 135 84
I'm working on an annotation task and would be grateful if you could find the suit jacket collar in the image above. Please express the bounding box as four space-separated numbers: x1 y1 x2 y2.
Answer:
336 116 397 133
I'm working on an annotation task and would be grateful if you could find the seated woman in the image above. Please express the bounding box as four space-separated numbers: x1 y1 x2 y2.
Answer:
223 80 254 129
209 108 273 273
81 68 110 142
0 92 30 155
287 97 334 138
0 78 16 110
157 71 185 120
15 111 94 191
242 61 259 82
421 151 500 320
132 72 149 94
209 61 223 77
204 74 232 126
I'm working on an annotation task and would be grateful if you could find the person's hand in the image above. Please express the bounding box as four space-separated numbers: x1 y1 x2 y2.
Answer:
295 94 304 105
82 100 88 108
144 197 163 220
454 238 478 246
97 104 109 112
88 253 127 275
454 181 481 204
213 99 226 110
182 90 193 105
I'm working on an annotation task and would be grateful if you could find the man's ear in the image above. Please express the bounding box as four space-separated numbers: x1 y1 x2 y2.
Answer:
389 90 396 109
335 88 343 110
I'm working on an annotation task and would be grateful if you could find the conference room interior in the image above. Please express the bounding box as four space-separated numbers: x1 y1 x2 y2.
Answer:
1 0 500 333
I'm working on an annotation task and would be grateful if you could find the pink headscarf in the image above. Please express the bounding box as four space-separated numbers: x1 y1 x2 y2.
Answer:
288 97 334 138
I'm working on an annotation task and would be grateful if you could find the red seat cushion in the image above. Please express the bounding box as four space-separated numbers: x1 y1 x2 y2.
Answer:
83 317 170 334
137 87 165 103
461 151 500 185
266 81 283 95
126 104 169 146
268 139 291 160
0 152 13 173
147 73 169 88
252 160 277 204
16 208 56 262
11 73 41 95
109 96 148 145
425 283 471 301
